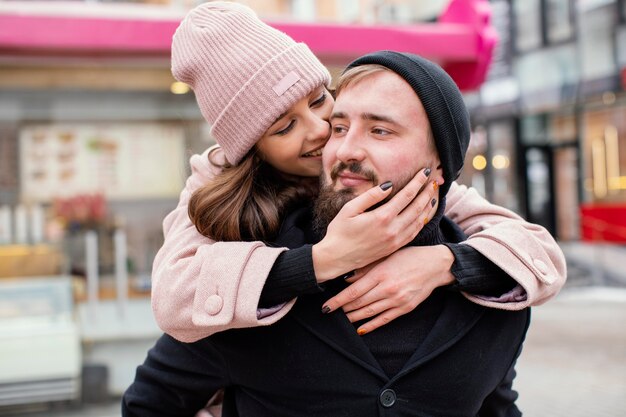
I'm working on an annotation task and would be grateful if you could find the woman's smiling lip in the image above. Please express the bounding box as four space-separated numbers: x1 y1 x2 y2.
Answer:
301 146 324 158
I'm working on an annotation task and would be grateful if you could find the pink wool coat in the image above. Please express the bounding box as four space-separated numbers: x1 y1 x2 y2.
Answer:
151 146 567 343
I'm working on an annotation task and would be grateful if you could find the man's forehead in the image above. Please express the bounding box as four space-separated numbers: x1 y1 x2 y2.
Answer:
333 72 426 126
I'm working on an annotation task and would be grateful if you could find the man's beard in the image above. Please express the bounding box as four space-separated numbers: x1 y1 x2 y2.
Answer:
313 161 416 235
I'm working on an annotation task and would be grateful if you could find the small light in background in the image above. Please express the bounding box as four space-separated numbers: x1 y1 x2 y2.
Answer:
602 91 616 106
170 81 190 95
472 154 487 171
492 154 510 170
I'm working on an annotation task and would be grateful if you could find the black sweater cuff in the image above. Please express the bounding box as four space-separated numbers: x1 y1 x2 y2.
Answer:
259 245 324 308
444 243 517 297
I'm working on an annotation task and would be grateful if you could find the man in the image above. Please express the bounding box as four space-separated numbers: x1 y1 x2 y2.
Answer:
123 52 529 416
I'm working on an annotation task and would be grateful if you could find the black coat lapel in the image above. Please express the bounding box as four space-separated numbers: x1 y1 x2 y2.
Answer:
395 292 485 379
270 208 387 381
291 286 388 381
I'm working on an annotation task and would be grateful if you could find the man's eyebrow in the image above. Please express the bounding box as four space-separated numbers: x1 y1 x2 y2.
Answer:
330 112 398 125
362 112 399 125
330 111 347 121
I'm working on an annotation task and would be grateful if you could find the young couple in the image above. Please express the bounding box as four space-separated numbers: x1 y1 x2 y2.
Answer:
124 2 566 416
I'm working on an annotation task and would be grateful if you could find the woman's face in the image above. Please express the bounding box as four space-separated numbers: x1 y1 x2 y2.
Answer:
256 86 334 177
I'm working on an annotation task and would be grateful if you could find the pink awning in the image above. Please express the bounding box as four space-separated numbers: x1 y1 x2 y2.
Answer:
0 0 496 91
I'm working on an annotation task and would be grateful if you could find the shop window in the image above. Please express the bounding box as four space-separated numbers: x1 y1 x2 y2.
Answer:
545 0 574 44
512 0 543 52
521 114 549 145
290 0 317 21
578 3 617 81
549 111 577 143
582 103 626 203
554 146 580 240
459 125 489 197
525 147 554 233
488 121 520 213
0 125 19 205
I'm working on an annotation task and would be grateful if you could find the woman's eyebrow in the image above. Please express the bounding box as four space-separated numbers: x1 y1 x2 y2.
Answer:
275 110 288 121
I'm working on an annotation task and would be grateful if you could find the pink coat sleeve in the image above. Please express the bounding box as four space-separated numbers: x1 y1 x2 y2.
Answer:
445 182 567 310
150 146 295 343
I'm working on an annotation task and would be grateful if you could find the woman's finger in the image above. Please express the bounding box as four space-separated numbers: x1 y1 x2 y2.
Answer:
345 299 394 323
337 180 394 217
370 168 431 217
355 307 410 335
322 273 378 313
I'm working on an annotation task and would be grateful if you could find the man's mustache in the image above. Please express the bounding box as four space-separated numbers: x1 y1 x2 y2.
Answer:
329 162 378 184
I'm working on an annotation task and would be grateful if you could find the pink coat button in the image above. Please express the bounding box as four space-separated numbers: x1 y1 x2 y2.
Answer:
205 295 223 315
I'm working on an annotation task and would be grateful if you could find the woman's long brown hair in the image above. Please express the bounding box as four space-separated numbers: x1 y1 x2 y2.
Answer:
188 147 318 242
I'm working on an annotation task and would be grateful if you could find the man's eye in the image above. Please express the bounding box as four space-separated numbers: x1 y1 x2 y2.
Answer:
372 128 390 136
332 125 347 135
275 120 295 136
310 93 327 107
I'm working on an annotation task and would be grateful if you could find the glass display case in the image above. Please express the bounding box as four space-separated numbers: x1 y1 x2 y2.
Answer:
0 276 81 408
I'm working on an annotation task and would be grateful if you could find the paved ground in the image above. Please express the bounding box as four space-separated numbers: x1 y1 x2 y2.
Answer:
515 287 626 416
4 242 626 416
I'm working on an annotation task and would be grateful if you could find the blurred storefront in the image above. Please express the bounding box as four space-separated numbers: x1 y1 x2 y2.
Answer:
465 0 626 242
0 0 499 408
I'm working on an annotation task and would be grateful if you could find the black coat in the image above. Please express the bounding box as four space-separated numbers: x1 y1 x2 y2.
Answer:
123 209 530 417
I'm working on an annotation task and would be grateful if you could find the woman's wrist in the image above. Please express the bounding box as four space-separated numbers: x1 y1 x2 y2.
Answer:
311 240 345 283
430 245 456 287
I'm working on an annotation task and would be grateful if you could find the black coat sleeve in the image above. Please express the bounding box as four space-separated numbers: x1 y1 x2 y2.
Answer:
444 243 518 297
122 334 229 417
258 245 324 308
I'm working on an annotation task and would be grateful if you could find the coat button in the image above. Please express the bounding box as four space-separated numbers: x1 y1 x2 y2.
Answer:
204 295 223 315
379 389 396 408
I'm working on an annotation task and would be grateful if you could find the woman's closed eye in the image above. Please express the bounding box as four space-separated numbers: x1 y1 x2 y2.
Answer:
310 92 327 108
274 120 296 136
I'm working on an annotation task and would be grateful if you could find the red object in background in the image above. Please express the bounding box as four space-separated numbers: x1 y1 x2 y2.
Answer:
580 204 626 242
621 67 626 90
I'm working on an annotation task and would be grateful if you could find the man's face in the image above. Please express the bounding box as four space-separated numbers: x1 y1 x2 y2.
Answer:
313 70 441 232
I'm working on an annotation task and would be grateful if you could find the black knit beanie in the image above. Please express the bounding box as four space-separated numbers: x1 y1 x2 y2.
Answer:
345 51 471 197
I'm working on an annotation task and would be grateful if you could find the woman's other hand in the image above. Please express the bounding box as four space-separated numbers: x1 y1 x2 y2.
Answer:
321 245 456 335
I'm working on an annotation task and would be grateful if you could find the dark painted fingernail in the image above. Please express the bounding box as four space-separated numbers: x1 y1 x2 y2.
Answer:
339 270 355 280
321 305 331 314
431 198 437 207
380 181 392 191
424 168 431 177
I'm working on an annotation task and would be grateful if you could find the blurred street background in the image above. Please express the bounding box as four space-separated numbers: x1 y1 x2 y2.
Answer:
0 0 625 416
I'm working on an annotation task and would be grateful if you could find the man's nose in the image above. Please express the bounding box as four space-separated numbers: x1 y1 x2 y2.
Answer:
335 128 365 163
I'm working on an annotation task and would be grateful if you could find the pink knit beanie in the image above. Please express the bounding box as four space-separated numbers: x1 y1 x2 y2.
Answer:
172 1 332 165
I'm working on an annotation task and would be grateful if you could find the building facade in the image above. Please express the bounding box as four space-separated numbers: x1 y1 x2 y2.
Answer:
464 0 626 242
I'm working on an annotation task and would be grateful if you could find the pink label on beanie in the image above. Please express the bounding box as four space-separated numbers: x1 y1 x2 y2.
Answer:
272 71 300 96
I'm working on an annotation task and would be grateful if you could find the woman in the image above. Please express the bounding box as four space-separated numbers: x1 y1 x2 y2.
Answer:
151 1 566 342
